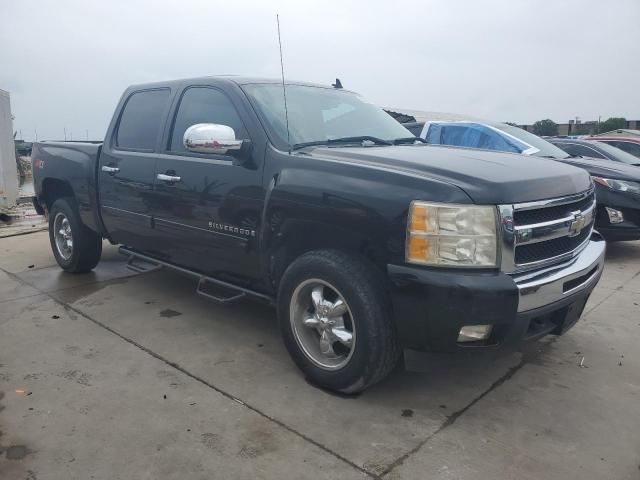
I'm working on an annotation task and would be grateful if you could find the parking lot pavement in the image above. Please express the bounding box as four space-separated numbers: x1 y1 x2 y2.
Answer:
1 232 639 479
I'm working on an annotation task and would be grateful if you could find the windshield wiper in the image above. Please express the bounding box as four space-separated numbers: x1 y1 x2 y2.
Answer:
292 140 333 150
392 137 427 145
328 136 392 146
292 136 392 150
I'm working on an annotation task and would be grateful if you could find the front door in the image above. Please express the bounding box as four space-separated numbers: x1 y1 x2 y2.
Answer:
151 86 264 284
99 88 171 253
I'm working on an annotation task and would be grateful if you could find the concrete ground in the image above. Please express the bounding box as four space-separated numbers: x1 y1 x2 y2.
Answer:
0 232 639 480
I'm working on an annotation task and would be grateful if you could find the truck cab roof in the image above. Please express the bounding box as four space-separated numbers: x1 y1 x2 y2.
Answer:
126 76 351 92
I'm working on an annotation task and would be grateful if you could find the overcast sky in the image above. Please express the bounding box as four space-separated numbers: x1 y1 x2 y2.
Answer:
2 0 639 141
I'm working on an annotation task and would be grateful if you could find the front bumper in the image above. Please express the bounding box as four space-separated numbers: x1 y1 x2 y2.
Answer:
387 233 606 352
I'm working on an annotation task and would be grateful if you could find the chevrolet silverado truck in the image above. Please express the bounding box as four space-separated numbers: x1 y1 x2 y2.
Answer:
32 77 606 393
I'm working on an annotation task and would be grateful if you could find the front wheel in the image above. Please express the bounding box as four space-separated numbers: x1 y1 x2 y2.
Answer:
48 197 102 273
278 250 400 393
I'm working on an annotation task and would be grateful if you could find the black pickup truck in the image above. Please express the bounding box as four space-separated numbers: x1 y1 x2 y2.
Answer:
32 77 606 393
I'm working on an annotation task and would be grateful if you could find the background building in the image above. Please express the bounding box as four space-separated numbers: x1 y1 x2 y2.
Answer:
0 89 18 214
521 119 640 136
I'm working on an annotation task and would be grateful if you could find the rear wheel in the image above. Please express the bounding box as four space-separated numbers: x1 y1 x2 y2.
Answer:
48 197 102 273
278 250 400 393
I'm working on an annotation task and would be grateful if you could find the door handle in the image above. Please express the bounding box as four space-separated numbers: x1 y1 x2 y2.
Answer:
157 173 182 182
101 166 120 174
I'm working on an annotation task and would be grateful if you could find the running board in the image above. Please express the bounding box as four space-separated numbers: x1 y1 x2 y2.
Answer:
119 247 274 306
196 278 246 305
126 255 162 274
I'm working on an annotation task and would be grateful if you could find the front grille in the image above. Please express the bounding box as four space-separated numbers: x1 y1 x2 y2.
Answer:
514 193 594 225
510 190 595 268
515 227 591 264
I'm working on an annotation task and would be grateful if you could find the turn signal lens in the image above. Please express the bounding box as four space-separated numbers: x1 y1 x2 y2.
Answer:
409 205 428 232
408 236 428 260
406 202 498 267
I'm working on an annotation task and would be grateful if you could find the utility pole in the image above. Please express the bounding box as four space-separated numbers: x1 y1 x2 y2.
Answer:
86 129 89 140
64 127 67 141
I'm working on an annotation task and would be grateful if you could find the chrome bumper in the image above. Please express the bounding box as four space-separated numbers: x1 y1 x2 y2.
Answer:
512 234 606 312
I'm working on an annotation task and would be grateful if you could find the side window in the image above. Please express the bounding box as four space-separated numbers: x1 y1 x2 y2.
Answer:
426 124 481 148
554 143 578 156
116 89 170 150
426 123 524 153
578 145 605 158
425 123 443 144
561 143 605 158
426 124 467 146
441 125 487 149
170 87 248 153
609 141 640 157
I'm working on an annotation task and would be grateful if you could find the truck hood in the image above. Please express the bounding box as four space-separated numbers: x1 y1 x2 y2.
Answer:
558 156 640 181
305 144 591 204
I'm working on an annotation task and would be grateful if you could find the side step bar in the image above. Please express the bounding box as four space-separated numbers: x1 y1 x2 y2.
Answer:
126 255 162 274
119 247 274 306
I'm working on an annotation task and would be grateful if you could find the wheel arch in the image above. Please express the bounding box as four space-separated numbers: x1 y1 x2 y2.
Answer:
266 219 388 292
40 178 75 212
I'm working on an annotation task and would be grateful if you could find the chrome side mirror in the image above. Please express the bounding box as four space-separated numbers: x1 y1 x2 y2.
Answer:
183 123 243 155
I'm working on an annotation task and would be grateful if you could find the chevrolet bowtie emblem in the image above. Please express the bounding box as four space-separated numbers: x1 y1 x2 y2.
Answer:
568 211 586 237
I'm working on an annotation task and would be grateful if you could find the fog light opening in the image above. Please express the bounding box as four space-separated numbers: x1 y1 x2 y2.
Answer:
458 325 493 343
605 207 624 224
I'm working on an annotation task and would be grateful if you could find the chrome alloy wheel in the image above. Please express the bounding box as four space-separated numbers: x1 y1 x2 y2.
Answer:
289 279 356 370
53 212 73 260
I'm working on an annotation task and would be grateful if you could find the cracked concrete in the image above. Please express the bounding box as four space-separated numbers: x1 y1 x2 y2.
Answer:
0 232 639 479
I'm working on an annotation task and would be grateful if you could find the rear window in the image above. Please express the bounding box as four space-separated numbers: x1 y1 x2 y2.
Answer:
116 89 170 150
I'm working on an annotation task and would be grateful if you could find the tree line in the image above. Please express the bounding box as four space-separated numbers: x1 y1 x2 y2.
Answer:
528 117 627 137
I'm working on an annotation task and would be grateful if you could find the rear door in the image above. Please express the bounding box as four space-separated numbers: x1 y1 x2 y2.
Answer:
151 85 264 283
98 88 171 252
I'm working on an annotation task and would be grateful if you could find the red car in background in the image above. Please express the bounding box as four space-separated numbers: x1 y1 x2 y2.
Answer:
590 130 640 159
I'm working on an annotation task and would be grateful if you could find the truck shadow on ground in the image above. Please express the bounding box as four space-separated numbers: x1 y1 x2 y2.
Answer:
50 264 528 411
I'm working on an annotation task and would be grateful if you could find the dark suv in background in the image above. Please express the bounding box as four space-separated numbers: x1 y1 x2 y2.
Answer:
550 138 640 166
590 130 640 159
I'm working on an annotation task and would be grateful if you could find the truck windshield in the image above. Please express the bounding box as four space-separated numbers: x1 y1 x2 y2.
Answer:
242 84 412 150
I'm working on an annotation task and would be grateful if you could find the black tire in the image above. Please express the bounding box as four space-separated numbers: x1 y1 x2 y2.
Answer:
277 249 401 393
48 197 102 273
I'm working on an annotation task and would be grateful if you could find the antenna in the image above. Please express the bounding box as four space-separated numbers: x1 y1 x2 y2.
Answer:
276 14 291 153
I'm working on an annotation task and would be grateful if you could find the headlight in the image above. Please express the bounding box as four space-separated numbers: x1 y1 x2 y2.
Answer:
406 202 498 267
592 177 640 195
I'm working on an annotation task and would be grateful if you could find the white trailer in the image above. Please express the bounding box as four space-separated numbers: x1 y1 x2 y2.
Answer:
0 89 18 215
